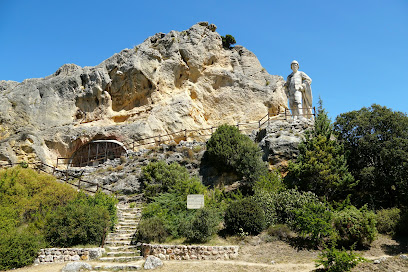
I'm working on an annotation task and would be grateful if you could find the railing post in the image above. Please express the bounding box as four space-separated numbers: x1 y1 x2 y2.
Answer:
78 179 81 190
184 129 187 140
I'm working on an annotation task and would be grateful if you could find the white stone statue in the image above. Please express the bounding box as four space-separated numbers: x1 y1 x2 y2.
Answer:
284 60 313 119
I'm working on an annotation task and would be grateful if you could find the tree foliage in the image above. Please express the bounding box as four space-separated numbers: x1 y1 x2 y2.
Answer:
334 104 408 208
206 124 267 184
44 192 115 247
221 34 236 49
141 161 205 200
286 100 356 202
224 197 266 235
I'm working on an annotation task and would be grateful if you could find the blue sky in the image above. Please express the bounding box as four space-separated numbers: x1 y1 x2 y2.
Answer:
1 0 407 119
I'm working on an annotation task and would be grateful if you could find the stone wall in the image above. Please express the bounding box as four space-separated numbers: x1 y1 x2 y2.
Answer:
142 244 239 260
34 248 105 264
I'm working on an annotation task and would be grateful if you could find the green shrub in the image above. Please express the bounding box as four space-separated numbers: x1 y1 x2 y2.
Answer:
254 189 323 228
267 224 293 241
207 124 267 184
224 197 265 235
252 191 277 226
0 228 44 270
141 161 205 199
333 205 377 248
183 208 220 242
0 167 77 224
292 202 336 246
45 195 111 247
91 191 118 231
221 34 236 49
136 217 168 243
315 245 365 272
376 207 401 236
141 193 194 238
253 170 285 194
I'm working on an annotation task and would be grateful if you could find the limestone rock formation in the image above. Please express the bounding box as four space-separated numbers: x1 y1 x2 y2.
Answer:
257 119 314 169
0 22 288 165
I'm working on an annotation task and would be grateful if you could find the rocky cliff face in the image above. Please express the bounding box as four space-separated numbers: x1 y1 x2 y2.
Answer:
0 22 288 165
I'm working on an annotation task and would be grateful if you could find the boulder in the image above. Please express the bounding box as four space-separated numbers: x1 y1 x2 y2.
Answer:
144 255 163 270
61 261 92 272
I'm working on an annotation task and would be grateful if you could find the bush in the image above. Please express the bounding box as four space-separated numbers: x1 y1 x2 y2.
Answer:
141 193 194 238
141 161 205 199
253 170 285 194
221 34 236 49
254 189 323 227
91 191 118 231
315 246 365 272
0 228 44 270
224 197 265 235
136 217 168 243
333 205 377 248
376 207 401 236
207 124 267 184
267 224 293 241
292 202 336 246
45 194 111 247
183 208 220 242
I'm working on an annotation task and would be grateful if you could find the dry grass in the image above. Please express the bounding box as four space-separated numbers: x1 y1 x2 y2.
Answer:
7 263 66 272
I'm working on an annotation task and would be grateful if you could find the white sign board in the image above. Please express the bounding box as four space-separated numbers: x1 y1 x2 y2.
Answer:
187 194 204 209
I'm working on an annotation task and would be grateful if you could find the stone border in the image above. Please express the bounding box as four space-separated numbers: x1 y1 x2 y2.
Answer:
34 248 105 264
142 244 239 260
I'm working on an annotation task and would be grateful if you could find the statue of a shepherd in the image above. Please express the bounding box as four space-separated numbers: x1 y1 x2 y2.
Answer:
284 60 313 119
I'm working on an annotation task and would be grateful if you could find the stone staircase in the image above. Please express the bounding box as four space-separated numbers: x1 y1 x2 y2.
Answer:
91 200 144 271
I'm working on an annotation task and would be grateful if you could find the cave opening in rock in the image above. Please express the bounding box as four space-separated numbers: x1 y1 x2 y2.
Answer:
69 140 128 167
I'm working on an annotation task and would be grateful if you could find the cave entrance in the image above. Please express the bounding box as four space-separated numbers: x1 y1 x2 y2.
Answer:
69 140 128 167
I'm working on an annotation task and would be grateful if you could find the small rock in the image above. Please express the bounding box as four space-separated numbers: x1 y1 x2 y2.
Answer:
400 254 408 260
144 255 163 270
270 260 275 264
61 261 92 272
374 259 381 264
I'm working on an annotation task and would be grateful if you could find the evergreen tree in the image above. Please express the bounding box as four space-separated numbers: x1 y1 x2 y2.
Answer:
334 104 408 208
286 99 356 202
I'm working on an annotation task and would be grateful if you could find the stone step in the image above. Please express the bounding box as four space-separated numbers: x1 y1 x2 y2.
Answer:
113 229 137 234
92 263 142 270
104 245 138 251
105 237 133 242
117 216 139 220
117 208 142 213
99 256 143 262
106 251 140 257
104 241 132 246
106 233 134 239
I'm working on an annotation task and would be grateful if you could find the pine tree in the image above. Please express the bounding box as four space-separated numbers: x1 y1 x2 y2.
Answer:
285 99 356 202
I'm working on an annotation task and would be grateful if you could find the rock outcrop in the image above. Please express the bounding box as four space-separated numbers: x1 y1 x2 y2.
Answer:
0 22 288 165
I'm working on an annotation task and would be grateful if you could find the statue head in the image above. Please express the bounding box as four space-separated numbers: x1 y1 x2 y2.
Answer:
291 60 299 72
